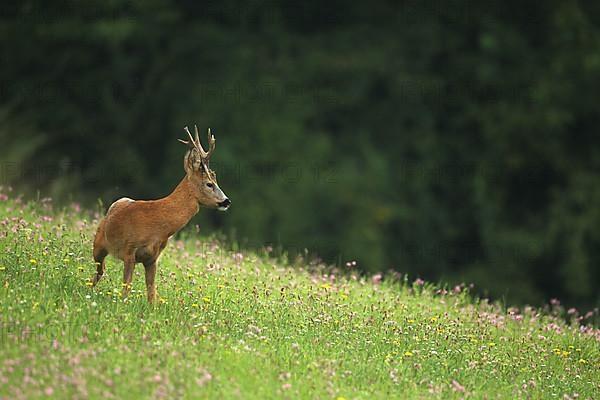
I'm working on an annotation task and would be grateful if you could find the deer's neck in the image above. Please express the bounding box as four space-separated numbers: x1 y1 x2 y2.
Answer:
160 176 200 234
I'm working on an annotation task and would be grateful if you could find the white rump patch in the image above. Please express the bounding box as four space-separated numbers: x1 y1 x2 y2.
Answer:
108 197 135 212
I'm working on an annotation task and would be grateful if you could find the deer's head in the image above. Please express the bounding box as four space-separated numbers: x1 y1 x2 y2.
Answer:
179 125 231 211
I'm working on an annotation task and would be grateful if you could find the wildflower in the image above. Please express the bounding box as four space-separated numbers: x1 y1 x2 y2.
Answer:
372 273 383 284
192 303 199 308
384 353 394 364
404 351 413 357
578 359 587 364
29 259 37 264
0 266 5 271
279 372 291 381
196 369 212 386
202 297 211 303
414 278 425 286
451 380 465 393
320 283 331 289
159 298 167 304
430 317 438 322
85 282 94 287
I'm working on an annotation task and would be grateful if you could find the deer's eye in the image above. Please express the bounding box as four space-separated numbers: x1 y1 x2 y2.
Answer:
206 182 214 189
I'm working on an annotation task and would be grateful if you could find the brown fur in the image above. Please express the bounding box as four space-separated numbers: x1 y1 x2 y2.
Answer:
92 139 229 303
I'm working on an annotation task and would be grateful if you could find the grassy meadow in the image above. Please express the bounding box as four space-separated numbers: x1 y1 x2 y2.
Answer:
0 193 598 399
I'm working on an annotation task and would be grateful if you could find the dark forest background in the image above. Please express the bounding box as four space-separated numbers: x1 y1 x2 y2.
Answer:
1 0 599 310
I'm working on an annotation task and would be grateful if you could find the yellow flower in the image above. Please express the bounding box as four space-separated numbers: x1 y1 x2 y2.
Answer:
562 351 570 357
202 297 211 303
320 283 331 289
191 303 199 308
407 319 415 324
85 281 93 287
29 259 37 264
578 359 587 364
404 351 413 357
488 342 496 347
430 317 438 322
159 298 167 304
217 284 225 289
0 266 5 271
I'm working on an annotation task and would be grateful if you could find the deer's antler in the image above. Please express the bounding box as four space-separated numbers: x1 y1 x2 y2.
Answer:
179 125 216 162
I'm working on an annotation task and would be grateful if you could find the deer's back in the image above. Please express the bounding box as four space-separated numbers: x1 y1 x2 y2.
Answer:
102 197 173 260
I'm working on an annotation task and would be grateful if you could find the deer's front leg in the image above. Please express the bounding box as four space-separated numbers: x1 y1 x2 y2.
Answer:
122 257 135 298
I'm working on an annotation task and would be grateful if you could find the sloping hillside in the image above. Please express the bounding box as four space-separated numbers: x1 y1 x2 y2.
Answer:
0 194 598 399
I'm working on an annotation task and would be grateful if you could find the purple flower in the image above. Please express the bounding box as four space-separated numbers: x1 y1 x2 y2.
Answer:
372 273 383 285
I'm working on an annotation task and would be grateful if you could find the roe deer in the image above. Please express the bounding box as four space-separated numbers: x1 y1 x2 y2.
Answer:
92 126 231 302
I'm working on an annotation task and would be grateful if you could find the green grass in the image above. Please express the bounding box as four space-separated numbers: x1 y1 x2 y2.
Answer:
0 195 598 399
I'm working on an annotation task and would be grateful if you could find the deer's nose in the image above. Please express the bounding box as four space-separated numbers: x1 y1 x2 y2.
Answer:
218 198 231 208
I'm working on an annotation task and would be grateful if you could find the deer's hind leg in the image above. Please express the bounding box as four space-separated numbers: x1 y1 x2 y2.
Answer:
92 248 108 286
92 221 108 286
143 260 157 303
141 240 168 304
121 251 136 299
